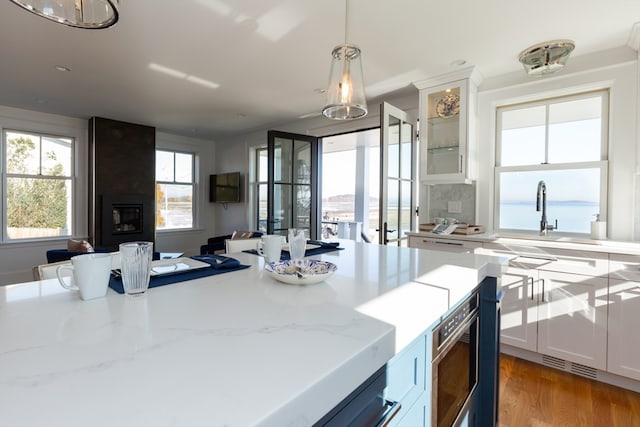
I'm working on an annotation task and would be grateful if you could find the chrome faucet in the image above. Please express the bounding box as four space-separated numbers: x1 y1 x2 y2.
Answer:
536 180 557 235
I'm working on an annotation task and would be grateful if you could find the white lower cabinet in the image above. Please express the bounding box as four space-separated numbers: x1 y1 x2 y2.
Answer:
607 277 640 380
536 270 608 370
498 265 540 352
482 243 608 371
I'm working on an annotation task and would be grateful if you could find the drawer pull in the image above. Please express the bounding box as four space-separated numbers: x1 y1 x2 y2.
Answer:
529 277 534 300
517 254 558 262
376 400 402 427
426 240 464 246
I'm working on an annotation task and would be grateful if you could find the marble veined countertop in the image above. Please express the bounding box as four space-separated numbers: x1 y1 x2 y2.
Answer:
0 240 504 427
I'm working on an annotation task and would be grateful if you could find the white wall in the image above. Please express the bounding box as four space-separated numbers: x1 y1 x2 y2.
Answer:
0 107 217 285
476 47 638 242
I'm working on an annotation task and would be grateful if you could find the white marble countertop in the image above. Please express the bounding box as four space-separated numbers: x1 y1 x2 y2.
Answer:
0 240 503 427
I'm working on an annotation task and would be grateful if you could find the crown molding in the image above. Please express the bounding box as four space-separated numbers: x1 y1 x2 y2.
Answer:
627 22 640 51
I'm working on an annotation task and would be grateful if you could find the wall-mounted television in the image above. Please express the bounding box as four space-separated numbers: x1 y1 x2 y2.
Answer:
209 172 241 203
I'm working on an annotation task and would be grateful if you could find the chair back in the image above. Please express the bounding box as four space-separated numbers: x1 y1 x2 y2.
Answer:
225 237 262 253
32 260 71 281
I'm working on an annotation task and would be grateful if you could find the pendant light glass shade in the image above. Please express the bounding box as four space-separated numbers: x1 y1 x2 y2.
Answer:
9 0 119 29
322 44 367 120
322 0 367 120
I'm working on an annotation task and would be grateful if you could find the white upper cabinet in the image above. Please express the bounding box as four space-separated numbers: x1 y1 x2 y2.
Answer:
414 67 482 184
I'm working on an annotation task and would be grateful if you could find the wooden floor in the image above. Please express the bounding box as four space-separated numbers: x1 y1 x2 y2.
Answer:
498 354 640 427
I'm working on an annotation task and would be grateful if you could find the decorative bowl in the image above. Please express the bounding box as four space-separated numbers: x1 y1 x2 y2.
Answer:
265 259 337 285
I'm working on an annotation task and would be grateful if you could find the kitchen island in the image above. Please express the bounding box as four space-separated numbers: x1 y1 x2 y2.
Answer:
0 240 504 427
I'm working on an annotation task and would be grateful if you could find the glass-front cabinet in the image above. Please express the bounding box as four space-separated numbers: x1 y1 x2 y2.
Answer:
415 67 481 184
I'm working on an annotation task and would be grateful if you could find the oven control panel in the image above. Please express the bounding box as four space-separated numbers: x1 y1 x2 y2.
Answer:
437 291 478 346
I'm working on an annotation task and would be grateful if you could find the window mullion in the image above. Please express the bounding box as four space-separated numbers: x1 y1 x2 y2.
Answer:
544 104 550 164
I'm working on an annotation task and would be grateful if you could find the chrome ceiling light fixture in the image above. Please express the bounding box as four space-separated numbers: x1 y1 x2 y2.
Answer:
322 0 367 120
518 39 575 77
9 0 119 29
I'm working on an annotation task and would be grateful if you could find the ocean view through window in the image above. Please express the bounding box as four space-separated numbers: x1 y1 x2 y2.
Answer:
495 90 608 236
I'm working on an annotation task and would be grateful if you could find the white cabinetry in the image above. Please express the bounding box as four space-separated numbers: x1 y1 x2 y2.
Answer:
482 243 608 370
608 254 640 380
537 270 608 370
414 67 482 184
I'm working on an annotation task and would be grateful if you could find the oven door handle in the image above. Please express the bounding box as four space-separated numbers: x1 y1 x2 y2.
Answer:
375 399 402 427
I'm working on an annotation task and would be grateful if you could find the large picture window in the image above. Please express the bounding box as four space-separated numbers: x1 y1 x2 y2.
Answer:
495 90 608 236
156 150 194 230
3 130 74 240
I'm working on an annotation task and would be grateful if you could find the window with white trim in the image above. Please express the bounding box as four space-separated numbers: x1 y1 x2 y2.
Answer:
495 90 609 236
3 130 74 241
155 149 194 230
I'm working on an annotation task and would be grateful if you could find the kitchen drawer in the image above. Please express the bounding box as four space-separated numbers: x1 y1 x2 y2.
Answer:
609 253 640 282
483 243 607 277
384 334 426 410
535 247 608 277
409 236 482 253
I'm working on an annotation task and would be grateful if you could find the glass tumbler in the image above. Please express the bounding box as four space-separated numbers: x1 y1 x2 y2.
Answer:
119 241 153 296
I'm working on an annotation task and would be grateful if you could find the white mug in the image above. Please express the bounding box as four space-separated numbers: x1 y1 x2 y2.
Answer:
57 253 112 300
257 235 282 264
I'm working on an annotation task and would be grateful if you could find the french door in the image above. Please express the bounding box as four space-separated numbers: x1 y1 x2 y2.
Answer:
380 102 417 245
266 130 320 239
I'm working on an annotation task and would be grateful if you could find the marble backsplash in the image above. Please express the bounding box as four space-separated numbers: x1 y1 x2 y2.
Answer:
427 183 476 225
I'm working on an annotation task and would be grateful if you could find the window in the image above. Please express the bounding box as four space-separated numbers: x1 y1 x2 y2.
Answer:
3 130 74 240
495 90 608 235
155 150 194 230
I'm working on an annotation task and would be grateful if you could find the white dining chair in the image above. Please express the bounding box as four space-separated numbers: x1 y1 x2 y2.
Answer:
32 260 71 281
225 237 262 253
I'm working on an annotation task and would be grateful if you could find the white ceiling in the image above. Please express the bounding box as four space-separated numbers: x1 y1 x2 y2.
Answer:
0 0 639 139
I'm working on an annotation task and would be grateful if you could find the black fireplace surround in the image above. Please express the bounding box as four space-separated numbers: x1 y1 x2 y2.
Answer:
89 117 156 250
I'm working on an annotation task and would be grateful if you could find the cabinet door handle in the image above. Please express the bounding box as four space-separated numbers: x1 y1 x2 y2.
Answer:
541 278 545 302
529 277 534 301
376 400 402 427
459 155 463 173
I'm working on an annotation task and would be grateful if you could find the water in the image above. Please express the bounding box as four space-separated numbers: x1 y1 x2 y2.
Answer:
500 201 599 234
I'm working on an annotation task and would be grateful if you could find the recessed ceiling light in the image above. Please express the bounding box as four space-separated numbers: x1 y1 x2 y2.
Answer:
314 88 326 94
449 59 467 67
54 65 70 72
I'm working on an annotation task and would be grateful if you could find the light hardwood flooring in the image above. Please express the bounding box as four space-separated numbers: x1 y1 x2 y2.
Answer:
498 354 640 427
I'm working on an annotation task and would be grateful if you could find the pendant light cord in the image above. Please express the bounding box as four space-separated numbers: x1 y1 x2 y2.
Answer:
344 0 350 44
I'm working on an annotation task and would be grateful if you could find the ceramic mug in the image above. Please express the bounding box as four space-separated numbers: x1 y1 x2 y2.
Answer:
57 253 112 300
257 235 282 264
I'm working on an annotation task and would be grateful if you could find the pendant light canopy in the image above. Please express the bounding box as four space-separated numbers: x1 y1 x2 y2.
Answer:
322 0 367 120
9 0 119 29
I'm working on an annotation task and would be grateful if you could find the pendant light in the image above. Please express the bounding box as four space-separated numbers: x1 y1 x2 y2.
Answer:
322 0 367 120
9 0 119 29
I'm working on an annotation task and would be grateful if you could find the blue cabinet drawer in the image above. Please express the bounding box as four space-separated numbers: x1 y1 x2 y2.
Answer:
384 334 426 410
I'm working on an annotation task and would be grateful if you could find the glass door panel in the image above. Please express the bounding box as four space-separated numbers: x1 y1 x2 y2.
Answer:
381 102 416 246
426 84 462 176
267 131 319 239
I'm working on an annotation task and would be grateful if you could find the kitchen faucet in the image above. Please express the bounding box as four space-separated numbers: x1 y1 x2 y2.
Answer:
536 180 557 235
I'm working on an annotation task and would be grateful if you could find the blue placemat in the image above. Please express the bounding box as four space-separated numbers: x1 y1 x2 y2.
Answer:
109 255 249 294
243 241 343 260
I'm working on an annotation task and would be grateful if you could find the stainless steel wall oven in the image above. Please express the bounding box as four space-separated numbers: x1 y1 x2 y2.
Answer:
431 290 480 427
